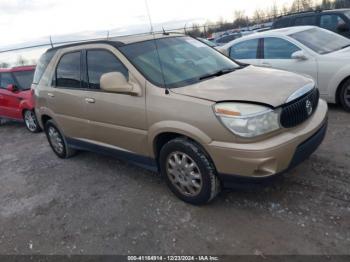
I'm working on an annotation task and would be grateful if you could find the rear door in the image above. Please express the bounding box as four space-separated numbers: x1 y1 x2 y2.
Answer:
48 50 90 139
260 37 318 82
0 72 22 119
228 38 261 66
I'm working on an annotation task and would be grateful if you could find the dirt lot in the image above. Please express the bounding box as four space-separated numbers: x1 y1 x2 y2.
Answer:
0 105 349 255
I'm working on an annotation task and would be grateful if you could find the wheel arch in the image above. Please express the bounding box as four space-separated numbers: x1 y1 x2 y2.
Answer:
335 75 350 104
150 121 214 170
41 114 53 128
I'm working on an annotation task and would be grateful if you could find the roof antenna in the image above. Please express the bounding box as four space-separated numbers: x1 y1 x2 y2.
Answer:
145 0 169 95
49 35 54 48
106 30 110 40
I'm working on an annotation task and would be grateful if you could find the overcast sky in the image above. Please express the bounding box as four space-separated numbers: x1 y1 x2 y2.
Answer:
0 0 296 48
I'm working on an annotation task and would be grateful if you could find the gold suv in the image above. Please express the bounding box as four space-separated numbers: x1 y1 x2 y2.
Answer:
33 34 328 205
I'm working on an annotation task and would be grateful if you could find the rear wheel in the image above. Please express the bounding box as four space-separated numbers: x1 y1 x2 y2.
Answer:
23 110 41 133
159 138 220 205
339 79 350 112
44 120 76 158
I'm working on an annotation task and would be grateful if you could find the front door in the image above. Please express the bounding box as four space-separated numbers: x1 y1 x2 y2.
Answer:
0 72 22 119
82 48 148 156
260 37 318 83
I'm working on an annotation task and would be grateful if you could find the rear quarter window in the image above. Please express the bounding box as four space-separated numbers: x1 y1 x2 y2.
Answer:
33 50 56 84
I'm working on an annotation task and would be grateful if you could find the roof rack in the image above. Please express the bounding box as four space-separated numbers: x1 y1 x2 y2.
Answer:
277 10 316 18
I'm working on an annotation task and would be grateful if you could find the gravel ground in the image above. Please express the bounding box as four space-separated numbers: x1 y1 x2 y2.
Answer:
0 105 349 255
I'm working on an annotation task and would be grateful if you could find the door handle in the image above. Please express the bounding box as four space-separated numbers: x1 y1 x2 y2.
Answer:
47 93 55 98
85 98 95 104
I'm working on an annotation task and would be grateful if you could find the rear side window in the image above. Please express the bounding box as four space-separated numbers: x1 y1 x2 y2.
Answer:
13 70 35 90
273 18 291 28
0 72 14 88
294 16 317 26
217 34 241 44
230 39 259 59
263 37 300 59
56 52 81 88
33 50 56 84
87 50 128 89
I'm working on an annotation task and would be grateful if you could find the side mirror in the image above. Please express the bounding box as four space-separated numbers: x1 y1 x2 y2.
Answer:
6 84 17 92
337 23 350 32
291 50 308 61
100 72 133 94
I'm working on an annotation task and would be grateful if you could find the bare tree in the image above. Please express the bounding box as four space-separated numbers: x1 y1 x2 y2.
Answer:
271 1 279 18
0 62 10 68
16 55 28 66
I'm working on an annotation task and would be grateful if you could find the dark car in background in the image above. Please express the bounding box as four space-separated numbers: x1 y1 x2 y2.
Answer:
272 9 350 38
214 33 243 46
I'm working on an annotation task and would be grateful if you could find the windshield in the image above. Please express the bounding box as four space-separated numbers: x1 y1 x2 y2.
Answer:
289 28 350 54
119 36 239 88
12 70 35 90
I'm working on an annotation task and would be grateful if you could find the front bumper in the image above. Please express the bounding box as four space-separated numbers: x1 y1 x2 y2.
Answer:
205 99 328 187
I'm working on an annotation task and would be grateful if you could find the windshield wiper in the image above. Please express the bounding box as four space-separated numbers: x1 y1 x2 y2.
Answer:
341 44 350 50
199 68 236 81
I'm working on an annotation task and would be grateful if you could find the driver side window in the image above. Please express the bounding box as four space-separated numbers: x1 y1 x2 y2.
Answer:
87 50 128 89
0 73 14 89
263 37 300 59
320 14 346 33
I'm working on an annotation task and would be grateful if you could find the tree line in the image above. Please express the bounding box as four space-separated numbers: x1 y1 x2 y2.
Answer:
188 0 350 37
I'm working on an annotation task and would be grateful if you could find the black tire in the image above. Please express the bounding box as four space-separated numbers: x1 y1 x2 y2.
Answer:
339 79 350 112
44 120 76 158
23 110 42 133
159 137 221 205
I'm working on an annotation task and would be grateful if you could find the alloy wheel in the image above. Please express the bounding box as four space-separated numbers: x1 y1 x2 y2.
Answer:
48 126 64 154
24 110 38 132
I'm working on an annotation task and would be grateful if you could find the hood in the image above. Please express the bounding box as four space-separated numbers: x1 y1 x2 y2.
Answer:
171 66 314 107
324 47 350 59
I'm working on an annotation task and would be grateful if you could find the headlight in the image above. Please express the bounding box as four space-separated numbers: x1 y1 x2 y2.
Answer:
214 103 280 138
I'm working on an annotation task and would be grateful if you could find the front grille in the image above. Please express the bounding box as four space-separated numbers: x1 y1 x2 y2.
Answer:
280 88 319 128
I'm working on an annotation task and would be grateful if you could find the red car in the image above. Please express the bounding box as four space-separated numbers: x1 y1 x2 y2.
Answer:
0 65 41 132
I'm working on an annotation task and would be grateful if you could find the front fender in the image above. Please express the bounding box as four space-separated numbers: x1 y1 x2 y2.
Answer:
147 120 212 157
328 65 350 103
19 99 34 115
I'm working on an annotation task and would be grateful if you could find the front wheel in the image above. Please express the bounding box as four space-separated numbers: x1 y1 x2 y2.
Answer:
339 80 350 112
159 138 221 205
23 110 41 133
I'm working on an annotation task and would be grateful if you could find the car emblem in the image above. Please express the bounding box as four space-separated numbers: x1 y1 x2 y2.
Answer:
306 100 313 116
